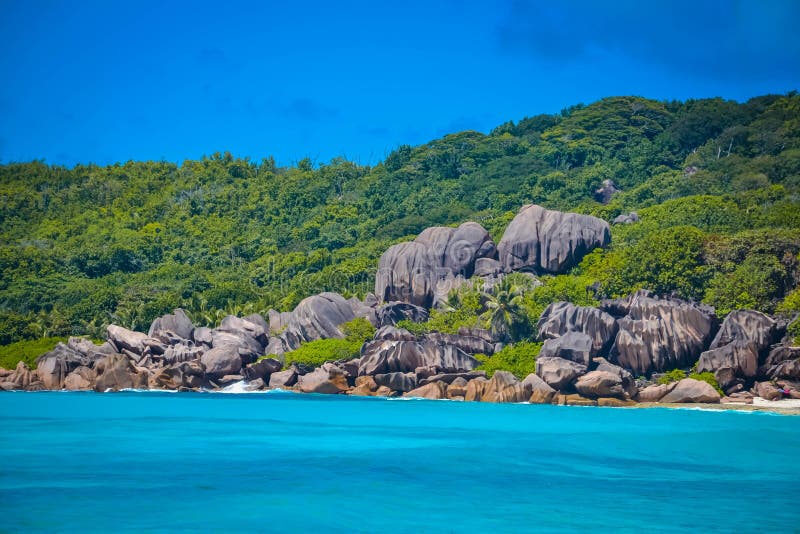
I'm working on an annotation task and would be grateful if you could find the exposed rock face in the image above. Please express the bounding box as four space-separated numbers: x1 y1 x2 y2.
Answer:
374 372 418 393
374 326 417 342
761 346 800 380
193 327 213 346
593 357 637 399
594 179 620 204
480 371 532 403
200 346 243 378
612 212 639 225
107 325 166 355
154 361 205 390
535 356 587 390
148 308 194 340
161 344 205 364
446 377 468 398
659 378 720 403
424 332 494 355
268 368 298 388
35 343 91 389
243 358 282 381
537 302 618 356
94 354 148 392
351 375 378 396
67 337 115 361
375 242 436 307
219 315 269 346
538 332 593 367
497 204 610 274
373 302 429 327
556 394 597 406
63 366 96 391
709 310 777 356
755 381 783 401
465 377 489 401
403 381 447 399
418 371 487 385
267 309 293 335
296 363 349 394
375 222 496 307
358 339 479 376
1 362 39 390
636 383 675 402
280 292 356 350
609 294 715 376
697 341 760 385
574 371 626 399
523 373 556 404
474 258 502 277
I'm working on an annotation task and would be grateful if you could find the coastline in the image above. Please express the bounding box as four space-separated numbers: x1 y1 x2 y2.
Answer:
4 385 799 415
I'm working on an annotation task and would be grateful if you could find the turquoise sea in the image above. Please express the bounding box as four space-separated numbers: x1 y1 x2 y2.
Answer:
1 391 799 533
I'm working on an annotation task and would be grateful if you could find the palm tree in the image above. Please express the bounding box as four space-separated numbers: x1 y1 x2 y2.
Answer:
480 275 533 342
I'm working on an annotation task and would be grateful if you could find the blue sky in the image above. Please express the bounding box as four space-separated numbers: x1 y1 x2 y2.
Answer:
1 0 798 167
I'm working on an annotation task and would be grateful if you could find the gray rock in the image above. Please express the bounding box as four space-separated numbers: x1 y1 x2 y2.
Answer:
609 294 715 376
424 332 494 355
154 361 205 390
636 383 676 402
375 241 437 307
35 342 93 389
94 353 148 392
374 325 417 341
709 310 777 357
161 343 205 364
219 315 269 346
200 346 243 378
594 179 620 204
193 327 213 346
269 368 298 388
593 357 637 399
403 381 448 399
612 212 639 225
522 373 557 404
267 309 293 334
474 257 502 277
697 340 759 380
535 356 587 390
148 308 194 340
67 337 115 361
296 364 349 394
574 370 626 399
415 222 497 278
210 330 263 364
243 358 283 381
63 366 96 391
418 371 487 385
373 302 430 327
374 372 418 392
538 331 594 367
107 324 166 355
659 378 720 403
480 371 532 403
358 339 479 376
280 292 356 350
497 204 610 274
3 362 39 390
537 301 618 356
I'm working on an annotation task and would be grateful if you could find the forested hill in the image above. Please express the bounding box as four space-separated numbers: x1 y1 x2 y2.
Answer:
1 94 800 346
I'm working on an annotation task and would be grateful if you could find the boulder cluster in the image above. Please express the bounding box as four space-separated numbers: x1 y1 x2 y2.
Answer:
1 204 798 407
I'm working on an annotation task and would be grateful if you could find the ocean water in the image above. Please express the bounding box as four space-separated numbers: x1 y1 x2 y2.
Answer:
1 391 799 533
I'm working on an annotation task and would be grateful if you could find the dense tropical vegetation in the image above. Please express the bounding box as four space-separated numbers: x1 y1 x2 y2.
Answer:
1 93 799 367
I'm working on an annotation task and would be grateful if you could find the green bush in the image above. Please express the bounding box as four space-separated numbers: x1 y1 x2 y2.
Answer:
0 337 67 370
475 341 542 379
280 338 363 369
341 317 375 343
688 372 724 396
657 369 687 385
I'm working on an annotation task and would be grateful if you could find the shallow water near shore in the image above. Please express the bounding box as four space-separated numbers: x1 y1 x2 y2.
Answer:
1 391 799 532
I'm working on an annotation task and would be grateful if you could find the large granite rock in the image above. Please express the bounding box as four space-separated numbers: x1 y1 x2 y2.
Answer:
35 342 95 389
374 372 418 393
535 356 587 390
161 344 205 365
267 309 293 335
0 362 40 390
373 302 430 327
636 383 676 402
375 242 436 307
609 294 716 376
538 332 593 367
200 346 243 378
403 381 448 399
537 302 618 356
358 339 479 376
269 368 298 388
480 371 532 403
522 373 557 404
63 366 96 391
94 353 148 392
415 222 497 278
658 378 720 403
697 340 760 385
280 292 356 350
219 315 269 346
154 361 205 390
761 346 800 380
593 357 637 399
210 330 262 364
296 363 349 394
148 308 194 340
574 370 626 399
497 204 610 274
424 332 494 355
374 325 417 342
106 325 165 355
66 337 116 361
594 179 620 204
242 358 282 381
709 310 777 356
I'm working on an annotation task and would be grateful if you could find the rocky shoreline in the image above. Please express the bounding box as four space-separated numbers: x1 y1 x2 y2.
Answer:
2 204 798 411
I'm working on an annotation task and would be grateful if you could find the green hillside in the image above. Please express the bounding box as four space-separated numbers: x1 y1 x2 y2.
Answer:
1 93 799 345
